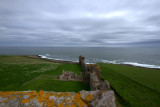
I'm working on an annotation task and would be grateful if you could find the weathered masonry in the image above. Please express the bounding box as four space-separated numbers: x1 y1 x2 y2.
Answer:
79 56 110 91
78 56 116 107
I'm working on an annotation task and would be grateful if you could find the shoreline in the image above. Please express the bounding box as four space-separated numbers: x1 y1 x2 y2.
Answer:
109 63 160 70
26 55 79 64
26 55 160 70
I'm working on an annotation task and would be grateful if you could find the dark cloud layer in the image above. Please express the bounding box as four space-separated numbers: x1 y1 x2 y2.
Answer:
0 0 160 47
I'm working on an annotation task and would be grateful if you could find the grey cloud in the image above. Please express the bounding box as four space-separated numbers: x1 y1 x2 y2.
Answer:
0 0 160 47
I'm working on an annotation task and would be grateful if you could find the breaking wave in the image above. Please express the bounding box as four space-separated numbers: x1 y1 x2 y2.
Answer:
38 54 79 62
38 54 160 69
38 54 52 59
101 59 160 69
38 54 63 60
122 62 160 69
101 60 117 64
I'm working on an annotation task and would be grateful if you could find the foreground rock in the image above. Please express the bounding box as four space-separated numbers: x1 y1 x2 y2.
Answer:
0 90 116 107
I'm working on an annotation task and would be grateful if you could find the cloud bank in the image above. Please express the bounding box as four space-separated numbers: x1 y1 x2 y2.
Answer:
0 0 160 47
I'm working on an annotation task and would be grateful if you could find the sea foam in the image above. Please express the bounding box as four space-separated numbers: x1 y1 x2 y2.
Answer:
39 54 160 69
122 62 160 69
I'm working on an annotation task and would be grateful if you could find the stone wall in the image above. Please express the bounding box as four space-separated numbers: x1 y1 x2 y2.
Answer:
79 56 87 72
87 64 101 81
59 70 76 80
79 56 90 83
0 90 116 107
79 56 113 91
79 56 104 90
78 56 116 106
89 72 101 90
59 70 83 81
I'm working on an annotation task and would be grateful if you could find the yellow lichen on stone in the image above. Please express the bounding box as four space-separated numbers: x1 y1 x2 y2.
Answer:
85 94 93 102
0 91 90 107
68 105 77 107
73 93 88 107
65 92 70 97
17 92 26 95
39 90 44 97
57 103 64 107
0 91 16 96
73 93 81 101
46 99 55 107
8 96 16 100
21 99 30 104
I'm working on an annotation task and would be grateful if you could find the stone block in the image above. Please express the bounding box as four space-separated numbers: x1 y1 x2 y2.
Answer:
91 91 116 107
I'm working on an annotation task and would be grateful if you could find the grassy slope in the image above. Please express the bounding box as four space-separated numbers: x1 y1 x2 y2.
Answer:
99 63 160 107
21 79 90 92
0 55 88 92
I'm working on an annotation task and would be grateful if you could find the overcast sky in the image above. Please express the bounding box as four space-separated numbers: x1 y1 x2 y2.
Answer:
0 0 160 47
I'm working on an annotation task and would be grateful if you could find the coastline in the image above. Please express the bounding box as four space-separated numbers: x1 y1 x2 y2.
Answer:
110 63 160 70
26 55 79 64
27 55 160 70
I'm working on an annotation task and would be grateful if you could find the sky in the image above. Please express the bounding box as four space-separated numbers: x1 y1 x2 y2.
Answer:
0 0 160 47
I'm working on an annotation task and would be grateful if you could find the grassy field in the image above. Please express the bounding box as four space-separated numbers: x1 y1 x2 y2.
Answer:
0 55 89 92
99 63 160 107
2 55 160 106
21 79 89 92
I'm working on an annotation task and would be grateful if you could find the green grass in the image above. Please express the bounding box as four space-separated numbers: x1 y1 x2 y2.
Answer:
0 55 88 92
38 75 59 79
21 79 90 92
99 63 160 107
49 63 83 76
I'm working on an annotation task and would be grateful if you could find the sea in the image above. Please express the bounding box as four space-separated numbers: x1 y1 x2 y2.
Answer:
0 47 160 69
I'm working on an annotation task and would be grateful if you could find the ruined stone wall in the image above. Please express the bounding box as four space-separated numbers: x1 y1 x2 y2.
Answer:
79 56 87 72
59 70 76 80
81 60 87 72
0 90 116 107
79 56 111 91
87 64 101 81
59 70 83 81
89 72 100 90
79 56 90 83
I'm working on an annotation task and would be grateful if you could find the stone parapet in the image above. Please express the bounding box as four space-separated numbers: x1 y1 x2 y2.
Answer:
0 90 116 107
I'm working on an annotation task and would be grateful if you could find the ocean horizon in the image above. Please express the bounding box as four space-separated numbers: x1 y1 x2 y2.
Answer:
0 47 160 69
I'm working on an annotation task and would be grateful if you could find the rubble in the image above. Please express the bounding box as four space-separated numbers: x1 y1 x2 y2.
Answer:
59 70 83 81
